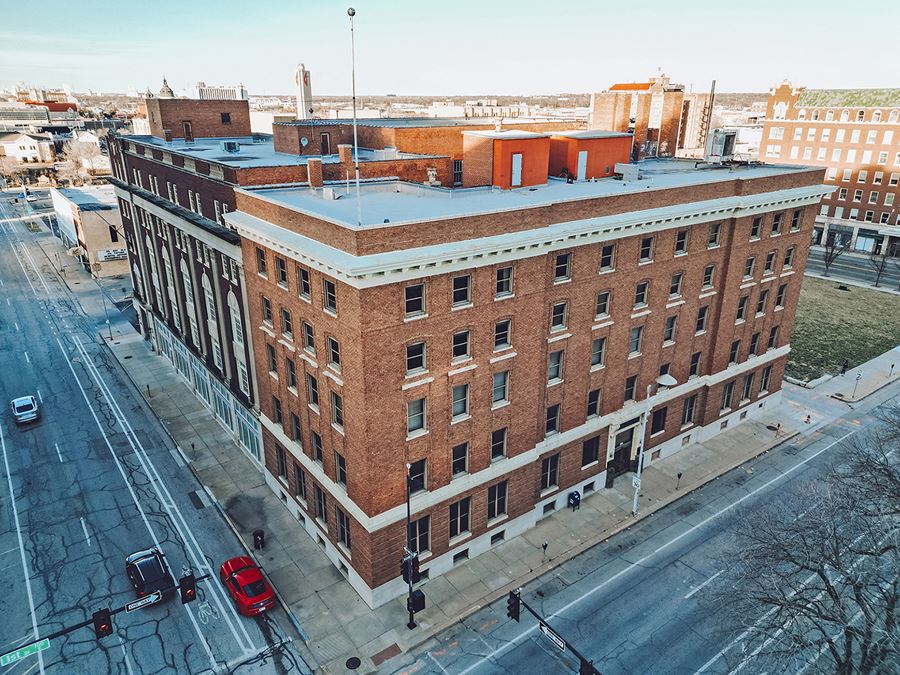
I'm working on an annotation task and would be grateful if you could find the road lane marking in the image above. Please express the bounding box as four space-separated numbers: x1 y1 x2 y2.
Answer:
56 337 220 672
14 322 18 331
427 652 450 674
36 390 42 404
457 428 861 675
684 570 724 599
23 351 29 364
119 639 136 675
79 517 91 546
0 427 46 675
71 336 257 655
54 444 63 463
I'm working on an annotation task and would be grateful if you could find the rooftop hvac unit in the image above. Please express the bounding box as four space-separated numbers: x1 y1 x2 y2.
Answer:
322 187 336 200
614 163 640 182
704 129 737 162
220 141 240 153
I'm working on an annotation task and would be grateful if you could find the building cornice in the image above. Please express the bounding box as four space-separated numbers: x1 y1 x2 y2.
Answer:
225 184 830 289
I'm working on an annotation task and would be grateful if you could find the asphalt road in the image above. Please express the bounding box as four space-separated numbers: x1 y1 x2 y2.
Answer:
398 380 898 674
0 192 309 674
805 245 900 288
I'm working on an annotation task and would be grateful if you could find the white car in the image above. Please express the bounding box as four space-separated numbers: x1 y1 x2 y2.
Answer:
11 396 40 424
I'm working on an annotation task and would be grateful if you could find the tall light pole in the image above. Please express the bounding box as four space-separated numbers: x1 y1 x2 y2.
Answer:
632 373 678 516
347 7 362 227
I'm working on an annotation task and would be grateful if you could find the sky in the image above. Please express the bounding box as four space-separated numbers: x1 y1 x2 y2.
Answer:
1 0 897 96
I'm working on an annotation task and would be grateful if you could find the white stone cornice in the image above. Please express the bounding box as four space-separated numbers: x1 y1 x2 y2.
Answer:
225 184 830 289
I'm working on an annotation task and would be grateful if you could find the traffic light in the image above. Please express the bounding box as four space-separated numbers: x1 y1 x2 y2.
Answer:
401 556 412 584
179 573 197 604
579 658 596 675
92 608 113 639
410 554 421 584
506 590 520 622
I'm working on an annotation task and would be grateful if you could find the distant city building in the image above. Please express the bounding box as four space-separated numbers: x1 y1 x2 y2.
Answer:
250 111 297 134
15 85 76 105
589 75 711 160
0 100 82 134
0 131 55 163
294 64 313 119
158 78 175 98
759 81 900 255
193 81 249 101
50 185 128 277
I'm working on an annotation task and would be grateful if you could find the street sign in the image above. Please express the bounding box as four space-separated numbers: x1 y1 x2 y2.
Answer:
1 638 50 666
125 591 162 612
632 475 641 489
539 623 566 652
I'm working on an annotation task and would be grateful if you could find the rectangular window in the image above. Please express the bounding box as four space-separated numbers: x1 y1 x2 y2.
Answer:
323 279 337 313
663 315 677 343
744 257 755 279
721 381 735 412
550 302 567 330
775 283 787 308
651 407 667 435
750 216 761 239
702 264 715 288
682 395 696 426
491 427 507 460
276 445 287 478
492 371 509 404
547 350 564 382
451 442 468 476
266 343 277 374
540 453 560 490
487 481 508 520
784 247 795 268
634 281 649 307
760 365 773 392
729 340 741 365
772 213 783 234
331 392 344 428
311 431 323 462
624 374 637 401
595 290 611 318
294 464 306 501
675 229 688 254
337 509 351 549
629 325 643 354
545 404 560 435
453 159 463 185
272 396 283 424
494 319 512 350
452 330 471 360
407 398 426 433
690 351 702 378
285 357 297 389
449 498 471 538
276 257 288 287
409 516 430 553
587 388 601 417
768 325 779 349
405 284 425 317
290 412 302 442
327 337 341 369
452 274 472 306
791 210 802 231
495 266 513 297
742 374 755 402
695 306 709 333
591 337 606 367
302 322 314 352
669 273 683 298
280 308 293 338
408 459 427 493
736 295 749 322
764 251 776 274
639 236 654 263
599 243 615 271
554 252 572 281
314 485 327 523
708 222 721 247
452 384 469 418
406 342 426 374
756 290 769 315
582 436 600 467
256 247 267 276
298 267 311 299
334 451 347 486
306 374 319 407
750 332 760 356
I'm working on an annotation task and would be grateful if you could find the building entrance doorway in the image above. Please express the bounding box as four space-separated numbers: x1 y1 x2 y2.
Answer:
606 424 638 487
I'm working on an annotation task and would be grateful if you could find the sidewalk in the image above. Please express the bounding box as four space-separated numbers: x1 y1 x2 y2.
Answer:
814 345 900 403
25 213 892 673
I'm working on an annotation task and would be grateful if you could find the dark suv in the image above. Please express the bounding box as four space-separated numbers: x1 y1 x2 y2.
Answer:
125 548 175 601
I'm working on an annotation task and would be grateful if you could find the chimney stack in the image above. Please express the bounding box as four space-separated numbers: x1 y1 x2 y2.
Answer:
307 158 323 188
338 143 354 164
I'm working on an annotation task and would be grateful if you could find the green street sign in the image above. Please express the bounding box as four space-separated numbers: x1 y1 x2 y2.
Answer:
0 638 50 666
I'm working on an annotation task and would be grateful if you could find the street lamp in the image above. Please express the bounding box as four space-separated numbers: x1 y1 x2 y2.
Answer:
631 373 678 516
347 7 362 227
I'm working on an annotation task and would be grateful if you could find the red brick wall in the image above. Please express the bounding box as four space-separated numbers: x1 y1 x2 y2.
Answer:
492 136 551 189
147 99 251 139
462 134 493 187
548 136 633 180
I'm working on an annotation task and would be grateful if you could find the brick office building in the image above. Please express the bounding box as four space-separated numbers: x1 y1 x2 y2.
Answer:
225 130 827 606
760 81 900 254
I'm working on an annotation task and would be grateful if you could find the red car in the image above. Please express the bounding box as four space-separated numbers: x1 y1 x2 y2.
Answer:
219 556 276 616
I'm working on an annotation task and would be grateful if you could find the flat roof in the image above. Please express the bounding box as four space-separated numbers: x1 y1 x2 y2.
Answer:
462 130 548 140
551 130 633 140
124 134 439 170
275 117 581 129
56 185 117 209
241 158 819 229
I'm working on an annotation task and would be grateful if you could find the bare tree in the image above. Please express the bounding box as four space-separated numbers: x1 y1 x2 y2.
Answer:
61 140 102 181
705 411 900 674
823 230 852 277
869 249 891 287
0 156 27 186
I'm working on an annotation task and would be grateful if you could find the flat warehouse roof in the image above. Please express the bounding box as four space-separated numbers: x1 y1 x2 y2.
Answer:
241 159 819 229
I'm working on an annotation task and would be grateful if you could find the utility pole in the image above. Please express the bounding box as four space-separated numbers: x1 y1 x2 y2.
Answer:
347 7 362 228
632 374 678 516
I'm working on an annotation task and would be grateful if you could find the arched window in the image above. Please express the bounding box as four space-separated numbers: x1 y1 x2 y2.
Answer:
228 291 244 346
872 110 882 122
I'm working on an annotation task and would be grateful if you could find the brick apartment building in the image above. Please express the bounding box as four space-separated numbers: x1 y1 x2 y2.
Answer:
589 75 712 160
760 81 900 255
108 95 827 609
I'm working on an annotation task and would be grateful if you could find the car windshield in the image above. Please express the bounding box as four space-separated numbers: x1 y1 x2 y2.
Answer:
136 557 165 582
14 402 34 413
242 580 267 598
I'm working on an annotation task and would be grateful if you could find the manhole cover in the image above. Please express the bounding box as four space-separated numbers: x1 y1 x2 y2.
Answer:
345 656 361 669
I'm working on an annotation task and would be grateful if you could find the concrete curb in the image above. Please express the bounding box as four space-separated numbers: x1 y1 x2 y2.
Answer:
383 428 801 669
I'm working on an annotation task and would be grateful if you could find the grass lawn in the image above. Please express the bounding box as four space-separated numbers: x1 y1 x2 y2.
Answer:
787 276 900 382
